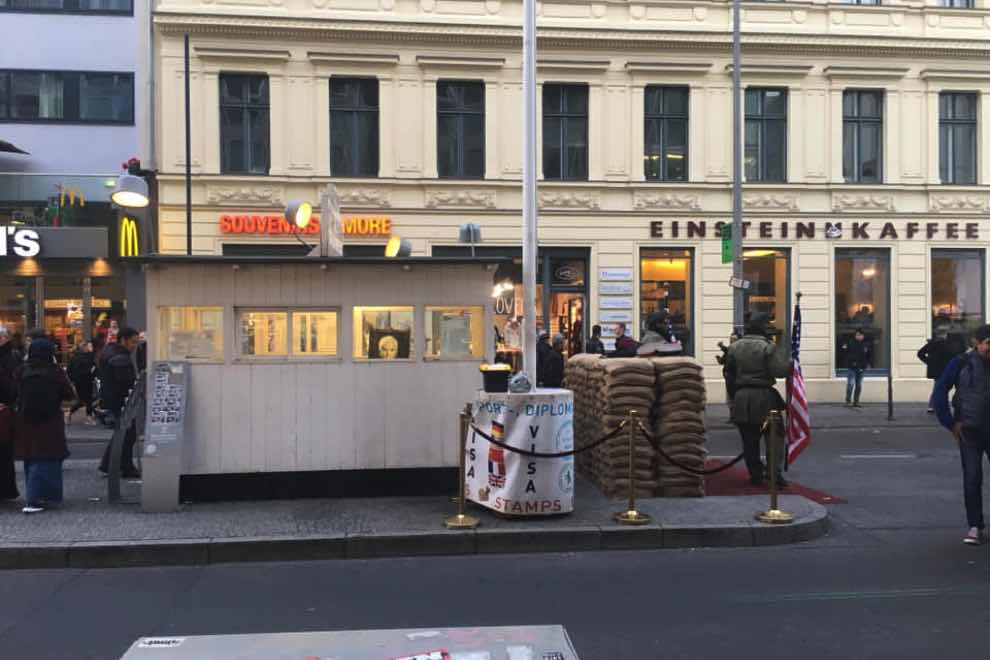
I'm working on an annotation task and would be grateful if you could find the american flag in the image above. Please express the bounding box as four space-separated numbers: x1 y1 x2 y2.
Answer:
786 302 811 464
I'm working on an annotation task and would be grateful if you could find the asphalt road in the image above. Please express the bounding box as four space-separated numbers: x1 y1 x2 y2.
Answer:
4 416 989 660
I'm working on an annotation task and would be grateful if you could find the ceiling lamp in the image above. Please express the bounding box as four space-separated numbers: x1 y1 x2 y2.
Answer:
111 173 150 208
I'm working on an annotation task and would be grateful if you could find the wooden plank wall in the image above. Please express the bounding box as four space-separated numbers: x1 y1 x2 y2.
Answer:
146 262 493 475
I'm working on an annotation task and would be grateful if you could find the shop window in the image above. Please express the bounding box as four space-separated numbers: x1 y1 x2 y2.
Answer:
353 306 414 360
843 90 883 184
292 311 338 357
644 86 688 182
331 77 379 177
238 311 288 358
835 249 890 372
425 306 484 359
744 88 787 182
220 73 270 175
0 70 133 124
939 92 977 185
932 249 985 352
543 84 588 181
437 80 485 179
92 276 125 346
640 248 694 355
743 249 789 344
0 276 34 338
159 307 224 362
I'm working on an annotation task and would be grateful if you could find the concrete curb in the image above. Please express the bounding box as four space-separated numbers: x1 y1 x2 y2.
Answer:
0 503 829 570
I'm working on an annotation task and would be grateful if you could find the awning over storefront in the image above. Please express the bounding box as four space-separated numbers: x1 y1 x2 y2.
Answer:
0 140 29 155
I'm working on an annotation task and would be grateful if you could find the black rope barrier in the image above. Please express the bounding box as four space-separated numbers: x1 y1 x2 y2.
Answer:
468 420 627 459
636 423 746 476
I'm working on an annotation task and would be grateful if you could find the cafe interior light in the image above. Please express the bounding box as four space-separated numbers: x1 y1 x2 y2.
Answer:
285 200 313 230
862 268 877 278
743 249 778 258
111 173 150 208
385 236 412 258
491 280 515 298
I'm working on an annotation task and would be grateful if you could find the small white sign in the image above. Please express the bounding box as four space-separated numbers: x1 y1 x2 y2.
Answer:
603 339 616 352
599 311 633 323
599 297 633 310
599 268 633 282
137 638 185 649
729 277 752 290
599 282 633 296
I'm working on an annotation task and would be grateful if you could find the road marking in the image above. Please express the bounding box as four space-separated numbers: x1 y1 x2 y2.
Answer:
737 586 983 603
839 453 917 459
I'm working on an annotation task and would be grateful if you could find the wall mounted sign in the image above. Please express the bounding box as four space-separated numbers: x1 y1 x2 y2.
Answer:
0 226 41 257
220 214 321 236
120 216 140 257
599 311 633 323
342 215 392 237
599 297 633 310
599 282 633 296
551 260 585 286
650 220 982 241
599 268 633 282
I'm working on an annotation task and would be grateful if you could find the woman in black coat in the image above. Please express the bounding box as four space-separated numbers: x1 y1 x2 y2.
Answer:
0 328 19 501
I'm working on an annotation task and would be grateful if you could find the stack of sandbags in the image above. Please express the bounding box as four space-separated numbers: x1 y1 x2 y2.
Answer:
565 354 604 479
649 357 708 497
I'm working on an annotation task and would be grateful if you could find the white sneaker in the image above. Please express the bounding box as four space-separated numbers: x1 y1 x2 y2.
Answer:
21 506 44 514
963 527 983 545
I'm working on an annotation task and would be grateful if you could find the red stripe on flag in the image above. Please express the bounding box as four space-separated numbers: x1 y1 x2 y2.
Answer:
787 361 811 463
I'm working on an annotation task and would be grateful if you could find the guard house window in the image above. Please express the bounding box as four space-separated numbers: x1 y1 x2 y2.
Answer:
744 88 787 182
220 74 270 175
835 249 891 373
159 307 224 362
353 306 414 360
543 84 588 181
237 309 340 358
941 0 974 7
940 92 977 184
0 71 133 124
239 311 288 358
425 306 485 359
644 86 688 182
932 249 985 353
743 249 790 344
293 311 339 357
0 1 133 13
331 78 379 177
639 248 694 356
843 90 883 183
437 81 485 179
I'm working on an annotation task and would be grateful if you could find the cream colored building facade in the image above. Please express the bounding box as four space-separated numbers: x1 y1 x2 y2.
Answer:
153 0 990 402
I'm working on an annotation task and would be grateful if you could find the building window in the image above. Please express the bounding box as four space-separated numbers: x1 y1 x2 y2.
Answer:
0 70 133 124
353 306 414 359
330 78 379 177
932 249 985 352
843 90 883 183
743 249 790 344
0 1 132 13
744 88 787 182
639 248 694 356
219 74 270 175
939 92 977 185
835 249 890 373
159 306 224 362
543 84 588 181
425 306 485 359
942 0 974 7
644 86 688 181
437 81 485 179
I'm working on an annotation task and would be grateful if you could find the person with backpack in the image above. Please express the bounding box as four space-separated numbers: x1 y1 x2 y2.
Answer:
13 339 75 514
933 324 990 545
66 341 97 425
97 327 141 478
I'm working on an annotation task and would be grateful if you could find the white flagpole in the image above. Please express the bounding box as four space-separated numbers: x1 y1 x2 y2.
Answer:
522 0 539 380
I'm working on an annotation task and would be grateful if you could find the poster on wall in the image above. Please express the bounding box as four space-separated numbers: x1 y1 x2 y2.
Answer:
599 268 633 282
599 282 633 296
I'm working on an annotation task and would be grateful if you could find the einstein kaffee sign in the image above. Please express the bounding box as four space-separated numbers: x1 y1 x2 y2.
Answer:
649 219 982 240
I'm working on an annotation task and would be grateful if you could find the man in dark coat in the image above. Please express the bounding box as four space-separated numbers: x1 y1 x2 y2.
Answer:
0 327 20 500
585 325 606 355
919 331 959 413
536 332 565 388
841 328 872 407
98 327 141 478
725 313 791 485
67 342 97 424
612 323 640 357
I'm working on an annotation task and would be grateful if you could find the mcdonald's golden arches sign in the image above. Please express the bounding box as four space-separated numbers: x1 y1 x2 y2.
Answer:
119 216 140 257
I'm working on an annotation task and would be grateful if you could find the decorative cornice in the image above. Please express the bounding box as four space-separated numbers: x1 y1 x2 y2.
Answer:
424 189 496 209
625 61 714 75
205 185 284 206
920 68 990 83
633 191 701 211
537 58 612 72
724 64 814 77
194 46 291 62
824 65 910 80
307 52 400 66
416 55 506 69
929 193 987 213
338 187 392 208
540 190 601 210
832 193 895 212
744 193 799 212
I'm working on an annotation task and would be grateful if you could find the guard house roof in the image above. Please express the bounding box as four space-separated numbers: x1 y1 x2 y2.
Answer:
124 255 511 266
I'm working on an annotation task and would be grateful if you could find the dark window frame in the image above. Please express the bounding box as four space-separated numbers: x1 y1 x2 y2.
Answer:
436 79 485 179
542 83 589 182
834 247 892 377
0 69 134 125
939 91 978 185
0 0 132 15
843 89 884 184
744 87 788 183
644 85 689 182
639 247 696 356
219 72 271 176
330 77 380 178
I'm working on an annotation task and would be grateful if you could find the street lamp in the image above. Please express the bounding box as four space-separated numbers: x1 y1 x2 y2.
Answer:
458 222 481 257
385 236 412 258
285 200 314 230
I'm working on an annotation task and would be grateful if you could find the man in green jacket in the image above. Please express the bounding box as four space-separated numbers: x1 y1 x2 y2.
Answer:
724 313 792 486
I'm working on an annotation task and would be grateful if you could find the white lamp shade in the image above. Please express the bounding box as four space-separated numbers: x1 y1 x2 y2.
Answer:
285 200 313 229
111 173 150 208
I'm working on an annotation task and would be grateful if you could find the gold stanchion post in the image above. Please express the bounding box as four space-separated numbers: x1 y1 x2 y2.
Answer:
614 409 652 525
756 410 794 524
445 403 480 530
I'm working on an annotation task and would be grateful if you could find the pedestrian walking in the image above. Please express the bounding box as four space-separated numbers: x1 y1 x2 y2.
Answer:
0 327 20 501
585 324 606 355
13 339 75 513
724 313 791 486
97 327 141 479
933 324 990 545
537 332 565 388
919 331 958 413
66 342 97 425
841 328 872 407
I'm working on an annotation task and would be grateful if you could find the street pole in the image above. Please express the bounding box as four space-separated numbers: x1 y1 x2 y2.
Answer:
731 0 744 333
184 32 192 256
522 0 538 380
